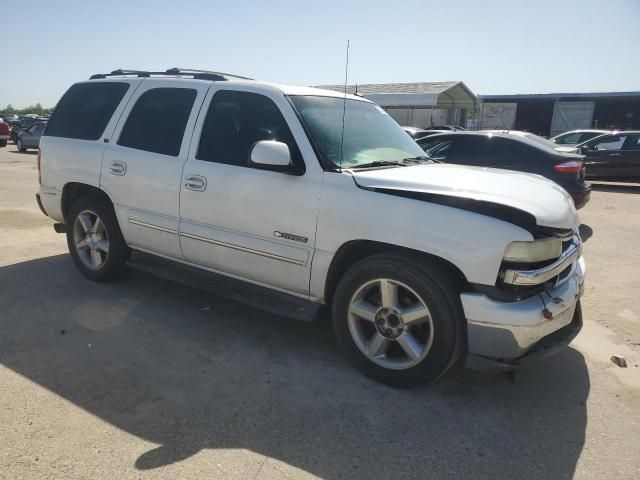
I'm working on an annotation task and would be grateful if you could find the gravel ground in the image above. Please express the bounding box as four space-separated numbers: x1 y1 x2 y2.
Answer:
1 144 639 480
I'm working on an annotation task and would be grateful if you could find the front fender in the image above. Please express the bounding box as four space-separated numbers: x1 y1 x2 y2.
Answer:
310 173 532 302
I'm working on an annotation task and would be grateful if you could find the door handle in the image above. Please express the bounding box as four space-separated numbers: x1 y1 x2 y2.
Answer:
184 174 207 192
109 161 127 176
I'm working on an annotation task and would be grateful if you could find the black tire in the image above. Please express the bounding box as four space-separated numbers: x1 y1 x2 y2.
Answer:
66 197 130 282
16 139 26 152
0 140 6 148
332 253 465 388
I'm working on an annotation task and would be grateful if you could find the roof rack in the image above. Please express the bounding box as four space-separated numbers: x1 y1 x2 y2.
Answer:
89 68 253 82
166 68 253 81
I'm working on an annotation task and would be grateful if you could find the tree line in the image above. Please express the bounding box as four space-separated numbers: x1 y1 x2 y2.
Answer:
1 104 54 117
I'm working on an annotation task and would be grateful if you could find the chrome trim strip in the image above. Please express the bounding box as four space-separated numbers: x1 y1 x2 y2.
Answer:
128 219 177 234
503 235 582 286
179 232 305 266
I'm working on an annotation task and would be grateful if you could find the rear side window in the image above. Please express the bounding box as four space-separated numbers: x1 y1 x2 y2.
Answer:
622 135 640 151
118 88 197 157
593 136 625 151
45 82 129 140
418 137 453 159
421 136 480 164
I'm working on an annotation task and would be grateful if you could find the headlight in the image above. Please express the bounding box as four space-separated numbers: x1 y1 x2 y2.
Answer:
503 237 562 263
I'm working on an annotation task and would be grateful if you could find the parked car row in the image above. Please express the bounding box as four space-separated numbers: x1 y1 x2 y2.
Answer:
415 131 591 209
0 114 49 146
0 116 47 151
552 130 640 180
398 125 639 212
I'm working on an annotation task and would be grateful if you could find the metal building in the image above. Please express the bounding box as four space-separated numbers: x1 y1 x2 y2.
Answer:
479 91 640 137
316 81 478 128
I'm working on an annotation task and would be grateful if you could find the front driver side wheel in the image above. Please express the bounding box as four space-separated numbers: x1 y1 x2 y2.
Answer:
16 139 26 152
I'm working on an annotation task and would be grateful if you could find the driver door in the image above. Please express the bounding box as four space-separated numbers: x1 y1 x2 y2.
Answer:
584 134 625 178
619 134 640 178
179 87 322 296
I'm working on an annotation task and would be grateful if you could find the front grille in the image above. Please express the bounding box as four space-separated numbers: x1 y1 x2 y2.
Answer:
560 233 575 254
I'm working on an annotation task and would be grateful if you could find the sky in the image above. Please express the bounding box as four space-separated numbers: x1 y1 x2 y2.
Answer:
1 0 639 108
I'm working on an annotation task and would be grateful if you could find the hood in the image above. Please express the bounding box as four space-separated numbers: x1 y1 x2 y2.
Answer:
351 163 579 231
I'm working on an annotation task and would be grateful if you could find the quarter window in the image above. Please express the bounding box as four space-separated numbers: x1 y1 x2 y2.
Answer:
197 90 301 168
44 82 129 140
118 88 197 157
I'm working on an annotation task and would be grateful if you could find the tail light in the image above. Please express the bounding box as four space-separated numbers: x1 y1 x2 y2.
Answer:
36 148 41 185
554 160 583 174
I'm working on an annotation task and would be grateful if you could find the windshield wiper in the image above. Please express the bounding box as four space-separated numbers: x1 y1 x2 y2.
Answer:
350 160 407 169
401 156 432 164
349 156 432 170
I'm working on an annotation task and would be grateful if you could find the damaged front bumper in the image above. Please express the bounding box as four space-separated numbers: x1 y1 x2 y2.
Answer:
461 256 585 369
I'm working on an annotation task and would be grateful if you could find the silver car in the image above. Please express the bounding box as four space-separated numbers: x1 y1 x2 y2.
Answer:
16 122 46 152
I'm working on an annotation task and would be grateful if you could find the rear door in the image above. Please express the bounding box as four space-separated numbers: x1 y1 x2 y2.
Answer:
100 80 210 258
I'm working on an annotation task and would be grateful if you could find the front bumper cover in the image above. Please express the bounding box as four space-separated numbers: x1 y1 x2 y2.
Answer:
462 256 585 366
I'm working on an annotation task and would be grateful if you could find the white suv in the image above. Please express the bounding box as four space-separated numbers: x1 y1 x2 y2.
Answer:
36 68 585 387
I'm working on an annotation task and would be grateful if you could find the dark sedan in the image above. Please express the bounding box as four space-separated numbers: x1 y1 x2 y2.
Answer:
577 131 640 180
417 132 591 209
16 121 46 152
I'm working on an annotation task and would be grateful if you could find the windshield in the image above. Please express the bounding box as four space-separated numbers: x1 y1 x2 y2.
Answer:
289 96 426 169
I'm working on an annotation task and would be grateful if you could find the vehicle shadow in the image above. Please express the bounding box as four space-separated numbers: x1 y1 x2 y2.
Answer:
0 255 589 480
591 181 640 194
579 224 593 243
7 149 37 155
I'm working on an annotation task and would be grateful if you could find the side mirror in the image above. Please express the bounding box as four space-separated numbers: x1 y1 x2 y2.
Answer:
250 140 299 174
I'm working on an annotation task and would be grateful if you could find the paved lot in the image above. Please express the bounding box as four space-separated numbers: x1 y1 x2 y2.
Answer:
1 144 639 480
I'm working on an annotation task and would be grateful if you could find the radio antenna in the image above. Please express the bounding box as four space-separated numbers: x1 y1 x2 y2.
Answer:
339 40 350 172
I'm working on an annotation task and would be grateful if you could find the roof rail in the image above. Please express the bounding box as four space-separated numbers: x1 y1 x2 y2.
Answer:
89 68 253 82
166 67 253 81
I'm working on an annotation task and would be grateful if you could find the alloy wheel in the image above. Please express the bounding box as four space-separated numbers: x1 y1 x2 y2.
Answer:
347 278 435 370
73 210 109 270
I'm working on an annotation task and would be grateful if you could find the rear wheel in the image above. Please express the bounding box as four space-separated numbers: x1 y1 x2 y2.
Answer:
66 197 130 282
16 139 26 152
332 253 465 387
